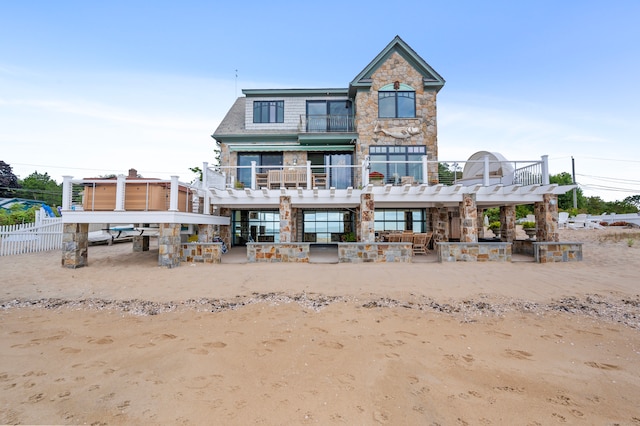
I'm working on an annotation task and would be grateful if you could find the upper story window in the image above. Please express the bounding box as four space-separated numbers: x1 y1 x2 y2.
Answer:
378 82 415 118
306 100 353 132
253 101 284 123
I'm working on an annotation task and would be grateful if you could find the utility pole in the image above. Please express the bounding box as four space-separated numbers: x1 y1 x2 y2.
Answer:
571 156 577 209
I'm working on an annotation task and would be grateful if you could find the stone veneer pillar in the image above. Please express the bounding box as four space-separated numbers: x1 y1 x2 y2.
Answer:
477 207 485 238
279 196 292 242
459 194 478 243
360 192 375 242
132 235 150 252
218 207 232 248
431 207 449 243
197 224 215 242
535 194 559 242
499 205 516 242
158 223 181 268
62 223 88 268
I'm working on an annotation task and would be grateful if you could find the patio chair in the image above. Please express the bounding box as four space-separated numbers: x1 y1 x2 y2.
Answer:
558 212 569 229
401 231 414 243
268 170 283 189
412 233 430 255
312 173 327 189
388 233 402 242
256 173 268 189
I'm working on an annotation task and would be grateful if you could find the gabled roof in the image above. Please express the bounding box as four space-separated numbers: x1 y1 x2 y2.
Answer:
349 35 445 97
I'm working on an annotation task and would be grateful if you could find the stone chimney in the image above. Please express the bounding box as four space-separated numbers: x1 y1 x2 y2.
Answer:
128 168 138 178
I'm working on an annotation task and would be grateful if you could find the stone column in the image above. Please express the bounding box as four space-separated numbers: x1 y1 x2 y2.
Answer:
133 235 150 252
459 194 478 243
279 195 292 242
360 192 375 242
218 207 232 248
535 194 559 242
431 207 449 243
477 207 485 238
197 224 215 242
158 223 181 268
499 205 516 242
62 223 89 268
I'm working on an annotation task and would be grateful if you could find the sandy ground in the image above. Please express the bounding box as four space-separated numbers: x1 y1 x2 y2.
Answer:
1 228 639 425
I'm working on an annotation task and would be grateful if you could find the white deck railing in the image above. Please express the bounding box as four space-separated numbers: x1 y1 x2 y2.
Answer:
204 156 548 190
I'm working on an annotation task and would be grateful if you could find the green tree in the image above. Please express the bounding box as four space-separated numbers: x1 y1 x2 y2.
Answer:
16 171 62 207
623 195 640 209
0 160 21 197
549 172 585 211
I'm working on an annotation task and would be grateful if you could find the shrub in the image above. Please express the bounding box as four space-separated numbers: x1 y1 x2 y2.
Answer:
521 221 536 229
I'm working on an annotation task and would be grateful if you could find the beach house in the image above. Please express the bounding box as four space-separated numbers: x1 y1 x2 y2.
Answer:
60 36 577 266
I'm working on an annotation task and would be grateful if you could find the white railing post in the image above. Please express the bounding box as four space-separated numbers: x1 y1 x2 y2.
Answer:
483 155 490 186
169 176 179 211
306 161 312 190
202 161 209 187
362 157 370 187
422 156 428 185
250 161 257 190
62 176 73 210
541 155 549 185
115 174 126 211
201 161 210 214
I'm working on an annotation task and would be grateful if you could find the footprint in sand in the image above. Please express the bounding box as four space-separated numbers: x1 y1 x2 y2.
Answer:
88 337 114 345
203 341 227 348
129 342 156 349
319 341 344 349
187 347 209 355
504 349 533 360
60 347 81 354
584 361 620 370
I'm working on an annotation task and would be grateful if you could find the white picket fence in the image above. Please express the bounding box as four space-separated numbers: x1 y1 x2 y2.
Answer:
0 209 63 256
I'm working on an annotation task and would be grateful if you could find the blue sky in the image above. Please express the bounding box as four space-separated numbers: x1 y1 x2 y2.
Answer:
1 0 639 201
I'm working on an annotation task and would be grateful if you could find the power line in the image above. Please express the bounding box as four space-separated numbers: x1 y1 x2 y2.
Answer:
576 173 640 184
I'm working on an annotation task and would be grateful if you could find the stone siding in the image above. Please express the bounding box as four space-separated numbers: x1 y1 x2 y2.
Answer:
338 242 412 263
355 52 439 184
180 243 223 264
437 242 512 262
247 243 310 263
534 242 583 263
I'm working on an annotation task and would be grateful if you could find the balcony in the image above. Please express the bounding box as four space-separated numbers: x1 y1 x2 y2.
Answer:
205 156 548 191
299 114 355 133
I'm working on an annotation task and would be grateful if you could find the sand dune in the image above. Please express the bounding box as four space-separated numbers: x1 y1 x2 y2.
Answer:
1 228 639 424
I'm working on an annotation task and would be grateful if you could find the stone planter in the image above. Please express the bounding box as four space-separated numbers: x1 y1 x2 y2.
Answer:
524 228 537 240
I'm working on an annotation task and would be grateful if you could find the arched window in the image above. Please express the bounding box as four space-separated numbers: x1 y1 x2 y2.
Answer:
378 83 415 118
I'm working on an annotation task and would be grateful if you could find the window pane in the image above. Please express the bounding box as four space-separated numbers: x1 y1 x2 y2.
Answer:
397 92 415 118
378 92 395 118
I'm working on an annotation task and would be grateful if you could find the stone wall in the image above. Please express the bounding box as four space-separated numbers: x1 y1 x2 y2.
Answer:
247 243 310 263
437 242 512 262
534 242 583 263
354 52 439 184
180 242 223 264
338 242 412 263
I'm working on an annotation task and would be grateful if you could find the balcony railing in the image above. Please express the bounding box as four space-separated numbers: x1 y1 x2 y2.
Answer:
62 176 203 213
204 156 548 191
299 114 355 133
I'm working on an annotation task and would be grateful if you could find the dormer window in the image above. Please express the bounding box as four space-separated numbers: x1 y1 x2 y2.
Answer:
378 83 415 118
253 100 284 123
